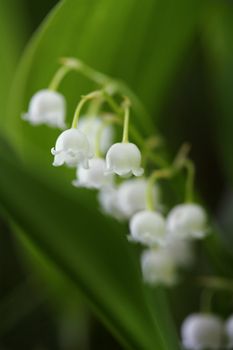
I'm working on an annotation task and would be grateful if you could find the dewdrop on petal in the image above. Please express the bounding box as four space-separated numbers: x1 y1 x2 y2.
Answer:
23 89 66 128
51 128 92 168
166 203 208 240
129 210 166 246
105 142 144 177
225 315 233 348
79 116 114 154
73 158 113 189
98 185 127 221
181 314 224 350
117 178 159 219
141 249 177 286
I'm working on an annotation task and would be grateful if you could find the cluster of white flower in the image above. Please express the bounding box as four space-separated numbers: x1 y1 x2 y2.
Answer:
22 60 209 288
181 313 233 349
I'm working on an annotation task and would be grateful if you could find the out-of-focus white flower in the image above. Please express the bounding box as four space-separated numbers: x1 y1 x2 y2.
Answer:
164 238 194 268
23 89 66 128
73 158 113 189
51 128 92 168
166 204 207 240
181 313 224 350
141 249 177 286
105 142 144 177
117 178 159 219
225 315 233 348
98 185 126 221
78 116 114 154
129 210 166 246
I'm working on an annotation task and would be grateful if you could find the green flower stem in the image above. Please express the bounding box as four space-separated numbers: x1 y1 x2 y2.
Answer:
95 123 106 158
172 143 195 202
60 57 152 129
71 91 102 129
102 91 123 115
196 276 233 293
172 143 191 169
146 168 173 211
122 100 130 143
146 144 194 210
59 58 167 167
200 289 214 313
184 159 195 203
48 65 72 91
60 57 110 86
86 97 104 116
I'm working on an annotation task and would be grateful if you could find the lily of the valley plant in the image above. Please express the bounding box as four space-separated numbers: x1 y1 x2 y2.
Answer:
23 57 233 349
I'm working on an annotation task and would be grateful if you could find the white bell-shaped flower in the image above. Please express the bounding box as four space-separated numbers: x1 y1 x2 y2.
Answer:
51 128 92 168
141 249 177 286
23 89 66 128
225 315 233 348
117 178 160 219
105 142 144 177
181 313 224 350
73 158 113 189
78 116 114 154
129 210 166 246
98 185 126 221
166 203 207 240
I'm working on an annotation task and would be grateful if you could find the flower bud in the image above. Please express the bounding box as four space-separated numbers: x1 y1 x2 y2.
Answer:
23 89 66 128
181 314 224 350
51 128 92 168
129 210 166 246
166 204 207 240
105 142 143 177
117 178 159 219
141 249 177 286
73 158 113 189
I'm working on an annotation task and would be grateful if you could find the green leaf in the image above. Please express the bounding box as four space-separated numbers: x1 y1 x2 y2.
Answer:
0 146 180 350
0 1 27 123
1 0 205 347
202 1 233 182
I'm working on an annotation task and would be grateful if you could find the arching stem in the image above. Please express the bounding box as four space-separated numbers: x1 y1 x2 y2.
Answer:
48 65 71 91
122 98 130 143
146 168 173 211
71 91 102 129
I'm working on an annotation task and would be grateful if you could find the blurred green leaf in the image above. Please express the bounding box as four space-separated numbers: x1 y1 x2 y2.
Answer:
0 1 27 123
0 147 179 349
1 0 207 347
202 1 233 182
201 1 233 256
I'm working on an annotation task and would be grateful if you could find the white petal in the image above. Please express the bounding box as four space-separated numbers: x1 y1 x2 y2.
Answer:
25 89 66 128
166 203 208 240
129 210 166 246
117 178 160 219
105 142 143 177
181 314 224 350
141 249 177 286
225 315 233 348
52 128 92 168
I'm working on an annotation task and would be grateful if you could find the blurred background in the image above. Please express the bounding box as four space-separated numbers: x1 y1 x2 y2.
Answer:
1 0 233 349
